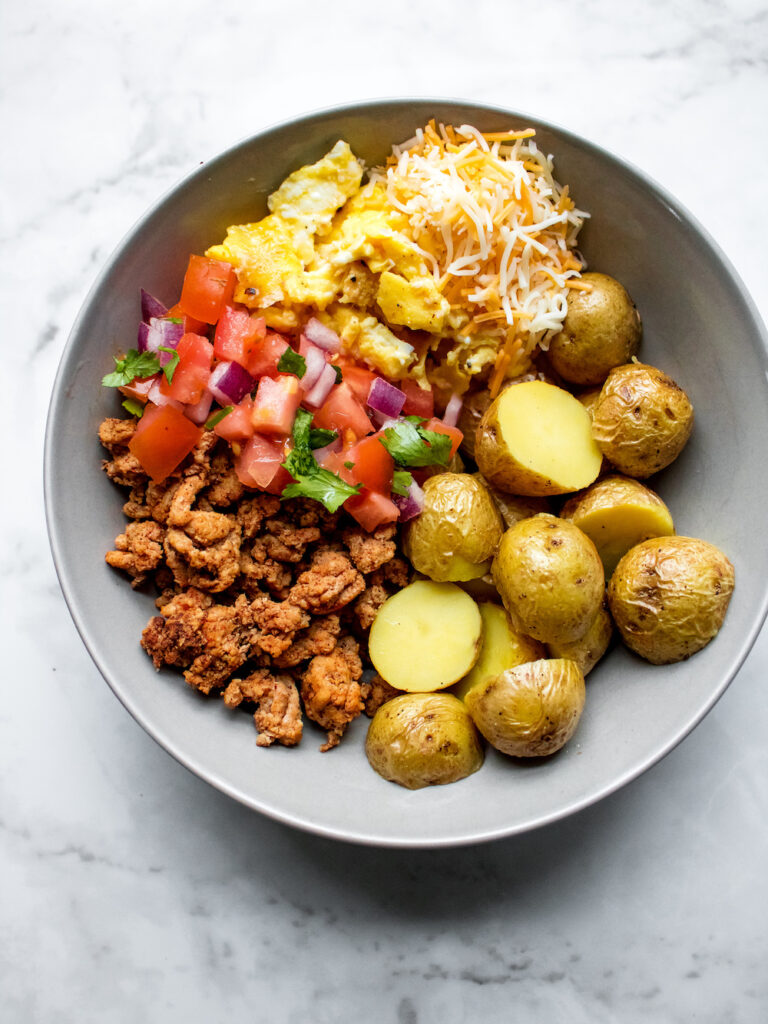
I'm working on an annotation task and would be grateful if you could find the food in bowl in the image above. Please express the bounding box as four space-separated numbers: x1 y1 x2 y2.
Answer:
98 119 735 790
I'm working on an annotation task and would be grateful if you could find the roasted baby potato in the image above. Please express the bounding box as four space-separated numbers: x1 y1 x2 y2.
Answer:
403 473 503 582
465 658 586 757
607 536 735 664
366 693 484 789
368 581 482 691
492 514 605 644
477 475 552 529
591 363 694 478
453 602 546 701
548 605 613 677
547 272 642 386
475 380 603 496
560 475 675 577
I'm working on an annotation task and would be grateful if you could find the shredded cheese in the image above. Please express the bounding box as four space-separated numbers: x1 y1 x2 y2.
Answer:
369 121 589 380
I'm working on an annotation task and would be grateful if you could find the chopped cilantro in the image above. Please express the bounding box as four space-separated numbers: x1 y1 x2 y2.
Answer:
391 470 413 496
379 420 452 468
205 405 233 430
309 428 338 449
280 409 361 513
344 460 355 470
158 346 179 383
165 316 183 324
101 349 161 388
277 347 307 378
332 364 343 385
121 398 145 418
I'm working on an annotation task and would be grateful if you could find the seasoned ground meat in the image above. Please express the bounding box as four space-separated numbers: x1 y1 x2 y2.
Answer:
101 417 410 752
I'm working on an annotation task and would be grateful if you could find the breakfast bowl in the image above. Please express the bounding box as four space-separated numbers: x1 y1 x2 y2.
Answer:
44 99 768 847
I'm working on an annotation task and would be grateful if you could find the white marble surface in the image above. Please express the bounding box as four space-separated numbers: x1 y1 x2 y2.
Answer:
3 1 768 1020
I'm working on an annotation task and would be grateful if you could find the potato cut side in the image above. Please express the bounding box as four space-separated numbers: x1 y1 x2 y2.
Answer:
369 581 482 692
476 381 603 496
453 602 545 701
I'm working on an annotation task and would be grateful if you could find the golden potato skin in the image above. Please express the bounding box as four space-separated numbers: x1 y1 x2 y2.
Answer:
465 658 586 757
607 536 735 664
491 514 605 644
403 473 503 582
365 693 484 789
548 272 642 386
591 363 694 478
477 474 552 529
548 605 613 677
458 388 493 461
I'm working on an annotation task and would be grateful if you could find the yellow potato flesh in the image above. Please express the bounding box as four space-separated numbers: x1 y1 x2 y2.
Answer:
478 381 603 496
368 581 482 692
453 603 546 701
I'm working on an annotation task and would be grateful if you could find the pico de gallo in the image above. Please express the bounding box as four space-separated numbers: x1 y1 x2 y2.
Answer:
102 254 464 533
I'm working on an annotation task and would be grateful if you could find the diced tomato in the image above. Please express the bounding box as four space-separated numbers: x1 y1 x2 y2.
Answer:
235 433 288 490
128 404 203 483
313 382 374 439
214 306 267 370
178 255 237 325
119 373 158 405
345 432 394 494
158 333 213 405
336 361 378 405
251 374 302 436
166 302 208 336
213 396 255 442
401 378 434 419
424 417 463 458
344 490 400 532
246 331 290 378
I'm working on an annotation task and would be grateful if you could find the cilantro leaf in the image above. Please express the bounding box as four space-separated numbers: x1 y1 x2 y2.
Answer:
344 460 355 470
332 364 343 385
205 405 233 430
281 468 360 513
121 398 145 418
277 347 306 378
102 349 161 388
379 420 452 468
158 346 180 384
309 428 338 449
165 316 183 324
391 469 413 496
291 408 314 450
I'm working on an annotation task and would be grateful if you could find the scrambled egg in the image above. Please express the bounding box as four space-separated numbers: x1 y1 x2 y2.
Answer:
206 141 468 384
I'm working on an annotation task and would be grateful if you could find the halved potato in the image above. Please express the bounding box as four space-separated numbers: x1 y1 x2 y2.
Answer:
560 475 675 577
368 581 483 692
475 381 603 496
453 602 546 701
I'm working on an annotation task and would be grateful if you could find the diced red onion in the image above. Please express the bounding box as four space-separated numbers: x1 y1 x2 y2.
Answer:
442 393 464 428
208 361 255 405
304 317 341 353
312 436 343 463
140 289 168 322
303 362 337 408
147 380 182 409
302 341 328 390
367 377 406 419
393 478 426 522
140 317 185 364
185 391 214 425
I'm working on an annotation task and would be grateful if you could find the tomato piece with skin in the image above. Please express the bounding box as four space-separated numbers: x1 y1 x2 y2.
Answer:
158 333 213 405
214 306 267 369
235 433 289 490
251 374 303 436
213 396 255 442
178 255 237 325
166 302 208 336
313 382 374 439
119 373 159 405
401 378 434 419
424 417 463 458
345 432 394 494
336 360 378 405
344 490 400 532
128 404 203 483
246 331 290 378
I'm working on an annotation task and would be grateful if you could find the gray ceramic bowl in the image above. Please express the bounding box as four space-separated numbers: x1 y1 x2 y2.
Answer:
45 100 768 847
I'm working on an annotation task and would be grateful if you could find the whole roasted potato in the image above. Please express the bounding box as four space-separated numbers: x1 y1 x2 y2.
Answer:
547 272 642 386
492 514 605 644
548 604 613 677
607 536 735 664
365 693 484 789
591 363 694 478
465 658 586 757
476 474 552 529
403 473 503 582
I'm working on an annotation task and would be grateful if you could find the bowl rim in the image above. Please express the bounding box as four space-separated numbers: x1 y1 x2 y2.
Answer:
44 97 768 847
